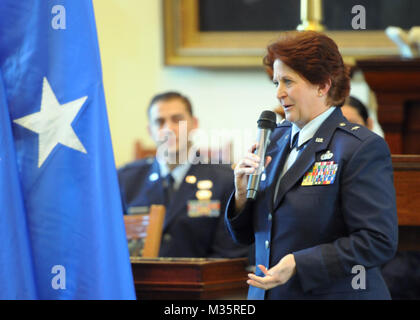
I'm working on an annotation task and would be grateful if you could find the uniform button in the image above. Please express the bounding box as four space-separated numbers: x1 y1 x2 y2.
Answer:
265 240 270 249
268 213 272 221
163 233 172 242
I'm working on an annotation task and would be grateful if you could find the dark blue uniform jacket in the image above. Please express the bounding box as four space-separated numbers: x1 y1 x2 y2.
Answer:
118 159 248 258
226 108 398 300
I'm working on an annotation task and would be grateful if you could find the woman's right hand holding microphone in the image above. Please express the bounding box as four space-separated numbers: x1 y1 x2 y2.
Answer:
234 143 272 213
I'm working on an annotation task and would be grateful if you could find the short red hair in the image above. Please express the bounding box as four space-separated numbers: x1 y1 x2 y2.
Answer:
263 31 350 107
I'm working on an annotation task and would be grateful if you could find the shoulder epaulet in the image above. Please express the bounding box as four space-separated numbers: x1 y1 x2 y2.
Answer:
336 121 373 141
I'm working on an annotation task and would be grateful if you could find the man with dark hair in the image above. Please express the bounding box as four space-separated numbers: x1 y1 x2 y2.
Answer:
117 91 249 258
147 91 193 119
342 96 373 130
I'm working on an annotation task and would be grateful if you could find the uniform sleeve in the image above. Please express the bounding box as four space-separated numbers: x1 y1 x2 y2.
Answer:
224 191 256 246
293 135 398 292
116 167 128 215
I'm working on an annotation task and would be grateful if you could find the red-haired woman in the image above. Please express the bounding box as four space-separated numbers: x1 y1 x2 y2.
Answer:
226 31 398 300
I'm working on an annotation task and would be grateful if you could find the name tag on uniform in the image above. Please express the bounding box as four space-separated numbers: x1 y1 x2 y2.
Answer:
187 200 220 218
302 161 338 186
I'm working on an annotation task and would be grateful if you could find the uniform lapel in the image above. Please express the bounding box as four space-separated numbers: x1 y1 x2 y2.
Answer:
265 128 292 213
272 108 344 211
144 159 166 206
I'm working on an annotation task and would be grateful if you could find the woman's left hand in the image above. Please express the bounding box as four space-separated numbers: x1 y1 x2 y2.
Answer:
247 254 296 290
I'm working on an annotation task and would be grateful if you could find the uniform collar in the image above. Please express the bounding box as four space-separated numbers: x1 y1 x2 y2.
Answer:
157 160 191 190
291 106 336 148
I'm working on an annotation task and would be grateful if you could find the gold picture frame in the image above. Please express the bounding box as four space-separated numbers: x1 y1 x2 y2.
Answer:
163 0 399 67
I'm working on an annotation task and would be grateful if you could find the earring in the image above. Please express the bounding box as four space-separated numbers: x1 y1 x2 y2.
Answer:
318 91 323 97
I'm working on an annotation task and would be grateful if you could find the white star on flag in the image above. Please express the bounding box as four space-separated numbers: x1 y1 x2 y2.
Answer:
13 77 88 168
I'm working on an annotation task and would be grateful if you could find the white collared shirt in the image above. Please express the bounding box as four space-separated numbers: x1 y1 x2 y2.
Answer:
157 160 191 191
280 106 336 179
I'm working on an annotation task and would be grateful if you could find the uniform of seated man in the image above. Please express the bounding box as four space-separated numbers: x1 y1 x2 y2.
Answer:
118 91 249 258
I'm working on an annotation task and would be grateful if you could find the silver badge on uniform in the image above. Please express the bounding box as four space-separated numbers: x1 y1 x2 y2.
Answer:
320 150 334 161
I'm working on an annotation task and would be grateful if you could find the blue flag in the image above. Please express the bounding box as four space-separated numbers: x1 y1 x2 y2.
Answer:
0 71 37 300
0 1 136 299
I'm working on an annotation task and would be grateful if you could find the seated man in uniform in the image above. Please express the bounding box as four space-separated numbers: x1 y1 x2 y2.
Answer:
118 91 249 258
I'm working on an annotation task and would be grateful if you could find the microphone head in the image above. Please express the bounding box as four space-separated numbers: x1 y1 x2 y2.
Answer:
257 110 277 130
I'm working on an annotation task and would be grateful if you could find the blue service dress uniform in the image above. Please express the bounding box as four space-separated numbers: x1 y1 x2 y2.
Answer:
118 159 249 258
225 107 398 299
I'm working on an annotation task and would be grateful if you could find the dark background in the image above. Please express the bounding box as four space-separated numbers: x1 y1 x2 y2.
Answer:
199 0 420 31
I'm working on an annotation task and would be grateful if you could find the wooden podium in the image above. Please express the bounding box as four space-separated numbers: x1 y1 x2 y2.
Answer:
131 257 249 300
356 57 420 154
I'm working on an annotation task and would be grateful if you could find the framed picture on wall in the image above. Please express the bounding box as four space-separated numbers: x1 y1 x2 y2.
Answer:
163 0 420 67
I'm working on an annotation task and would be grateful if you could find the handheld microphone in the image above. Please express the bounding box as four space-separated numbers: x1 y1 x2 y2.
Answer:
246 110 277 200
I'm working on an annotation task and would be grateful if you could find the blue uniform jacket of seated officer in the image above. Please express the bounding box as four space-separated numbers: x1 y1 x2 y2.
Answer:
225 107 398 300
118 158 249 259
